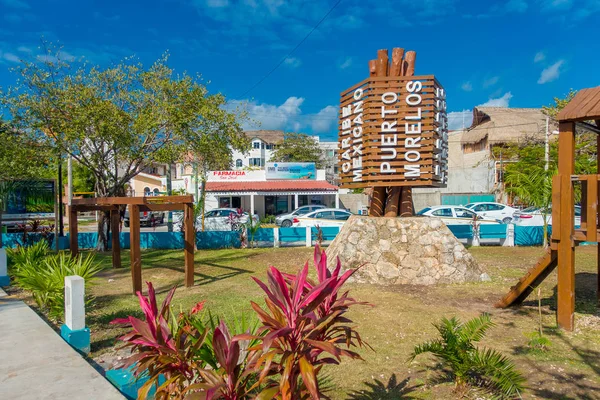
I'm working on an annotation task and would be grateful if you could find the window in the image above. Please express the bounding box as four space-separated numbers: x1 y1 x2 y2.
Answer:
417 207 432 215
489 204 504 211
334 211 350 220
249 158 262 167
265 143 274 150
143 187 151 196
314 211 334 219
432 208 452 217
253 141 261 149
455 208 477 219
327 150 335 157
235 159 243 168
473 204 487 212
152 188 159 196
293 206 311 216
205 210 218 218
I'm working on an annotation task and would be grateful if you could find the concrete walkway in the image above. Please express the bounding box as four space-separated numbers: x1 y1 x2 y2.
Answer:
0 288 124 399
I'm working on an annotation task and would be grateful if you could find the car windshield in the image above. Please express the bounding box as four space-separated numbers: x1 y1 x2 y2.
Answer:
464 203 474 208
293 208 309 216
417 207 431 215
520 206 539 213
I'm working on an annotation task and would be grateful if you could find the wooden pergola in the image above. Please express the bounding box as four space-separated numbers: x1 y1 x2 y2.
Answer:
497 86 600 331
69 195 195 294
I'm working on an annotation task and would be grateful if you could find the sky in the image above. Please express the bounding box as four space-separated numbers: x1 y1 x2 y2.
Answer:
1 0 599 141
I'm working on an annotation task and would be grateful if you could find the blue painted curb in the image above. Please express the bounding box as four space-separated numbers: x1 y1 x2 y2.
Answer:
60 324 91 354
0 275 9 286
106 366 164 400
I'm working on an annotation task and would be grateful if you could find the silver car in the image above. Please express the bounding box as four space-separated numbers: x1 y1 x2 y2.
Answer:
275 205 326 227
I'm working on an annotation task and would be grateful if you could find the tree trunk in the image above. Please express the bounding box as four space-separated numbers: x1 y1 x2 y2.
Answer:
0 210 4 249
96 210 110 251
200 175 207 232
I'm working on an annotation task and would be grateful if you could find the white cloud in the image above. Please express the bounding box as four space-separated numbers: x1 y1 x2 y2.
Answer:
17 45 32 53
283 57 301 68
1 52 20 63
205 0 229 7
482 76 499 88
538 60 564 84
448 110 473 131
543 0 573 11
534 51 545 63
339 57 353 70
505 0 528 13
230 97 337 135
479 92 513 107
461 81 473 92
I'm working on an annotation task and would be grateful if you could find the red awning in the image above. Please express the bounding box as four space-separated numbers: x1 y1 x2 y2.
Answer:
205 180 338 192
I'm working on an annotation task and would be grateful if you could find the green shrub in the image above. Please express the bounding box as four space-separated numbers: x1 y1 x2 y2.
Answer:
6 240 49 270
260 214 276 224
526 331 551 353
410 313 526 399
12 252 103 321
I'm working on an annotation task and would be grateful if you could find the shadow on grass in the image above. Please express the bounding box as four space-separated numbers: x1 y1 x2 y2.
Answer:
347 375 419 400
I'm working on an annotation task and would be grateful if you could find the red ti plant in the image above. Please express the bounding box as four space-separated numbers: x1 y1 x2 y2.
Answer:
110 282 209 400
246 244 370 400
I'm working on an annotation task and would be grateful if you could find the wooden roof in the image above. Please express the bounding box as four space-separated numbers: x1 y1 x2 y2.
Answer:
556 86 600 122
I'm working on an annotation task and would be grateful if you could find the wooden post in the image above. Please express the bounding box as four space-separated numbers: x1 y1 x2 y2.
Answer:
69 206 78 258
183 203 195 287
129 204 142 294
557 121 576 331
370 51 389 217
399 50 417 217
597 129 600 306
110 209 122 269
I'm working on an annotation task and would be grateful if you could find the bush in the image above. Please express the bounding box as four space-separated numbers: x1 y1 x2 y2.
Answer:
113 245 368 399
260 215 276 224
7 240 49 270
410 314 525 399
11 251 102 321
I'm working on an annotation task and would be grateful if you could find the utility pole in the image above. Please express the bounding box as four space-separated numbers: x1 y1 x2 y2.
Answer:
57 154 64 237
166 163 173 232
545 116 550 171
67 155 73 206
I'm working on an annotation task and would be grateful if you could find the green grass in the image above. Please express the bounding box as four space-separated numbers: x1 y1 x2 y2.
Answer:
77 246 600 399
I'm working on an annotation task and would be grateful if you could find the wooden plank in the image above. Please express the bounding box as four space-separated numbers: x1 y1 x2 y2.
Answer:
68 207 78 258
138 203 185 212
129 204 142 295
580 176 588 232
496 248 558 307
557 122 576 331
376 49 389 76
389 47 404 76
71 195 194 206
586 177 597 242
110 210 122 269
551 175 561 241
184 203 195 288
557 87 600 121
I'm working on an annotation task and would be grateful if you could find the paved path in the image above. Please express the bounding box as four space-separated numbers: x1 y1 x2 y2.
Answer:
0 288 124 399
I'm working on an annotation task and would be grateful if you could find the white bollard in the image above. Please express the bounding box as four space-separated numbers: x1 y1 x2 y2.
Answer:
64 275 86 331
305 226 311 248
503 224 515 247
273 228 279 248
0 248 8 286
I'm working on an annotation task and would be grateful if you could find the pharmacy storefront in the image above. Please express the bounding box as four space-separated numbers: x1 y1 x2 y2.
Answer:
195 164 339 217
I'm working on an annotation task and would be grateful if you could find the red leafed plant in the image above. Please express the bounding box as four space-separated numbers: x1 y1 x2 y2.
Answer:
111 282 209 399
246 244 370 400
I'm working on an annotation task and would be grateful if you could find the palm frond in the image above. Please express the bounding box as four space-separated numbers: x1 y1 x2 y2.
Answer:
408 340 445 362
471 347 526 398
457 313 495 344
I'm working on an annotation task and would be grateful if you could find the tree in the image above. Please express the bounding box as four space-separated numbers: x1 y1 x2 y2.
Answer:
271 132 324 167
1 46 247 251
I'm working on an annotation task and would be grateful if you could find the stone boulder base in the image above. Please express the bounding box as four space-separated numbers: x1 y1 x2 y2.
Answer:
326 216 484 285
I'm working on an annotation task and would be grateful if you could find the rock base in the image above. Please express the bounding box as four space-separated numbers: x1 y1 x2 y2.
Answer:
326 216 484 285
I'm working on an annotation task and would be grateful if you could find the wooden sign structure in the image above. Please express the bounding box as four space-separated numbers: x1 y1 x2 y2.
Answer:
496 86 600 331
68 195 196 294
338 48 448 217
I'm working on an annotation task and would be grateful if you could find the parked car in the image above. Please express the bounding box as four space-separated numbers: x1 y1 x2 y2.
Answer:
464 202 518 224
417 205 501 225
124 210 165 227
292 208 353 227
512 205 581 226
174 208 259 231
275 205 326 227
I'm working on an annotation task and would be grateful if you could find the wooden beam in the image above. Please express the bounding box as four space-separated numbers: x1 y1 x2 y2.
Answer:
71 195 194 206
68 207 78 258
597 133 600 306
586 177 598 242
557 121 576 331
110 210 122 269
184 203 195 287
138 204 185 212
129 204 142 294
399 50 417 217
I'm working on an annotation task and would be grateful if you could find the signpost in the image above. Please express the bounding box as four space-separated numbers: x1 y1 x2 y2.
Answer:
338 48 448 217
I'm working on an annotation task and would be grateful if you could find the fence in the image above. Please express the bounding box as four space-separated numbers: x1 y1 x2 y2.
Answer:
1 224 558 250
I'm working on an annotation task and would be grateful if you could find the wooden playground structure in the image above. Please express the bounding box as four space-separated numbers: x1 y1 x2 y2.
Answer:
497 86 600 331
68 195 196 294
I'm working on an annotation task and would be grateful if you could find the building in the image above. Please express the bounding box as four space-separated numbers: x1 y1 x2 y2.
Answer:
413 107 556 210
231 130 283 169
318 141 339 185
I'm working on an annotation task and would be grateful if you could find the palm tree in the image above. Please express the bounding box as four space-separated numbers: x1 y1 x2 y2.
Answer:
410 314 525 399
504 168 555 247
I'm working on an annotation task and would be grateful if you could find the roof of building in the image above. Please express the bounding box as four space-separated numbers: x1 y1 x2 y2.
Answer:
205 180 337 192
556 86 600 122
245 130 285 144
461 107 556 145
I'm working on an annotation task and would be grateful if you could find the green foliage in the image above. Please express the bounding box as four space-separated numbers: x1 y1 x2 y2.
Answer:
246 218 261 248
6 240 49 269
0 119 53 181
542 89 577 117
526 331 551 354
410 313 525 399
260 215 276 224
11 251 102 321
271 133 324 168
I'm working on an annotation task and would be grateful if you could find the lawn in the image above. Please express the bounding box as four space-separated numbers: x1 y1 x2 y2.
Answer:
82 246 600 399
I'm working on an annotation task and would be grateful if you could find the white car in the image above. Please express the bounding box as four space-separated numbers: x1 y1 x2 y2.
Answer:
292 208 352 228
512 206 581 226
417 206 501 225
464 202 518 224
174 208 259 231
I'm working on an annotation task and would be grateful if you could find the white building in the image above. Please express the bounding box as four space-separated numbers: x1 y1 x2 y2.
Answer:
231 130 283 169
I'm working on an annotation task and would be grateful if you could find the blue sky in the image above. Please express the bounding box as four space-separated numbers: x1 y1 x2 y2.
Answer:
1 0 599 140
